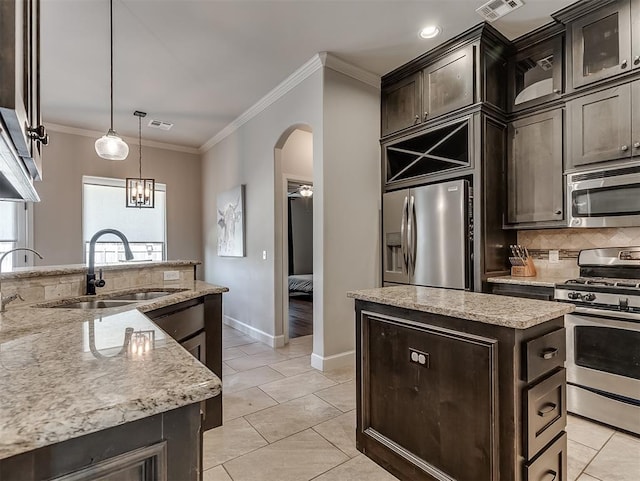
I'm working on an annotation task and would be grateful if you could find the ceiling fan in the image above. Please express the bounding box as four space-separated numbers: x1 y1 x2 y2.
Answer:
287 183 313 198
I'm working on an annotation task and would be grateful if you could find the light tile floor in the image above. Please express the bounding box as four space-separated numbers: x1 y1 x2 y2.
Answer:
204 325 640 481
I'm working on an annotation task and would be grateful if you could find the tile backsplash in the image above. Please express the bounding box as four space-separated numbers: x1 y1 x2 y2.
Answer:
518 227 640 251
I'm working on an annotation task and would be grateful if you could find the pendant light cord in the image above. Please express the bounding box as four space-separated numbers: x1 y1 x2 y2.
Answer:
138 114 142 178
110 0 114 131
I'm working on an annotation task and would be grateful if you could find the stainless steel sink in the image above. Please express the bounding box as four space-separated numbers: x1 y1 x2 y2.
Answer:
52 300 137 309
107 291 177 301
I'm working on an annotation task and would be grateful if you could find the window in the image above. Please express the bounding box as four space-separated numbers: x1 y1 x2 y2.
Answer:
82 176 166 264
0 200 29 271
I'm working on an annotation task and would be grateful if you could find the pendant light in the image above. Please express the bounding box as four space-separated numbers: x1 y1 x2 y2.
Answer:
126 111 155 208
95 0 129 160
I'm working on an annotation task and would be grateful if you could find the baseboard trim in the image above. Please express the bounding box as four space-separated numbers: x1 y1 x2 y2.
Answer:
311 350 355 371
224 315 284 348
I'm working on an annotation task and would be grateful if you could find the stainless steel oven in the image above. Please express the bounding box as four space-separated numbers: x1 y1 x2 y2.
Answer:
567 162 640 228
556 246 640 434
565 310 640 435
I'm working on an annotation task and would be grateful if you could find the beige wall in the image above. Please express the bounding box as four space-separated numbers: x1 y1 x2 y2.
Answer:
202 70 324 347
202 63 381 370
33 131 203 275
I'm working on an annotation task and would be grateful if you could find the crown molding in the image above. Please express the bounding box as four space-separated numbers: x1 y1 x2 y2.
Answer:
319 52 380 89
45 123 200 155
199 53 324 153
199 52 380 153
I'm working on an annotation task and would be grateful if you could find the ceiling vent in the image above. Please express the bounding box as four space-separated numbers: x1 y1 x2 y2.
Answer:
148 119 173 131
536 54 554 71
476 0 524 22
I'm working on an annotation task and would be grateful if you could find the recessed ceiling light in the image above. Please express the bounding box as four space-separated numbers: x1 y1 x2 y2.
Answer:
419 25 441 39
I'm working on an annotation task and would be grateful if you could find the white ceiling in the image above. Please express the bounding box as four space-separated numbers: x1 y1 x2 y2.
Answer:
41 0 576 150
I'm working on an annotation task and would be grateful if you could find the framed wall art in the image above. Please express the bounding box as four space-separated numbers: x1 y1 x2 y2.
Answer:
217 184 245 257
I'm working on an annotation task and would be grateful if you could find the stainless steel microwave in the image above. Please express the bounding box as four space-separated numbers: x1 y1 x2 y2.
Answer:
567 163 640 227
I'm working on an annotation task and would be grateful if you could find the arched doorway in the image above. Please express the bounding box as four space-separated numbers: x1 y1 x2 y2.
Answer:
274 125 313 346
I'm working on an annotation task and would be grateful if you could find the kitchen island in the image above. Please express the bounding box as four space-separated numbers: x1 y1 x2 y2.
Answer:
348 286 574 481
0 279 227 480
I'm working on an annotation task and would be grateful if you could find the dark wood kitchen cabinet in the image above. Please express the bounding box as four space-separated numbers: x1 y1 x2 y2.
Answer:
508 30 564 112
0 0 47 181
421 44 475 122
146 294 222 430
381 73 422 136
564 0 637 89
566 82 639 169
507 108 565 227
363 311 497 480
381 44 476 137
0 404 201 481
355 300 567 481
381 24 510 139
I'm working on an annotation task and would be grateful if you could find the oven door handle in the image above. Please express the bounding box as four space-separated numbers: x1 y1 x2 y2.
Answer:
574 306 640 322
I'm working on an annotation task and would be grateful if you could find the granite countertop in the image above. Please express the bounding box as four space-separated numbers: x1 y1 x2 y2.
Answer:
0 280 227 460
347 286 574 329
486 274 572 288
0 260 201 281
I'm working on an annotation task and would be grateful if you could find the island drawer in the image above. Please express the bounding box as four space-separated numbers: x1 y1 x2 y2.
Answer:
525 328 566 383
525 368 567 459
148 300 205 342
525 431 567 481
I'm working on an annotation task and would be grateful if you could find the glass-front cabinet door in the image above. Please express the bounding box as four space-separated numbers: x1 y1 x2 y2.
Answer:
571 0 632 88
510 35 564 111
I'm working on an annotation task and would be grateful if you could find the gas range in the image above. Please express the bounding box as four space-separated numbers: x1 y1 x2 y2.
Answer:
554 247 640 314
556 247 640 435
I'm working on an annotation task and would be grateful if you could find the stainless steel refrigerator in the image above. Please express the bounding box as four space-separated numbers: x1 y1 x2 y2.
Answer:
383 179 473 289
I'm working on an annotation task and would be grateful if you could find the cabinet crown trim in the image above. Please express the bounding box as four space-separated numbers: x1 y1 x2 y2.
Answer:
552 0 618 24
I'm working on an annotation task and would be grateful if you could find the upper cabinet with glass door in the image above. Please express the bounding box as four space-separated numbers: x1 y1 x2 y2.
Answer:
508 32 564 112
564 0 638 89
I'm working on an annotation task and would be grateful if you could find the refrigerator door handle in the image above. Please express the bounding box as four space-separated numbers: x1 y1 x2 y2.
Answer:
401 195 409 273
410 195 417 275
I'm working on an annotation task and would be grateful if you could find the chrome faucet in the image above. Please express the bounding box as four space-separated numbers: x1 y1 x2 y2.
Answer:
87 229 134 295
0 247 44 312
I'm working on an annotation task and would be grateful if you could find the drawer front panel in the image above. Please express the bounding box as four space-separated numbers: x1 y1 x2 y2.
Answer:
525 328 566 383
152 303 205 342
526 432 567 481
526 368 567 459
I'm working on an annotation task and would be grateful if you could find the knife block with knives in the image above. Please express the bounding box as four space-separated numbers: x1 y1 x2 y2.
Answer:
509 245 536 277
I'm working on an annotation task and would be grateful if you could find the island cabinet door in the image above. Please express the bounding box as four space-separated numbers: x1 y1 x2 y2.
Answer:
360 312 499 481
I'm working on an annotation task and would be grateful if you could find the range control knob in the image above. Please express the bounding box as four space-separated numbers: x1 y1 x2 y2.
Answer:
582 293 596 302
620 298 629 310
568 292 580 300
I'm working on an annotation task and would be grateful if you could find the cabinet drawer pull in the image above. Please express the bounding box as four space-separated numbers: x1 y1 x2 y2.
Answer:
414 115 420 124
553 89 561 95
621 60 628 69
634 142 640 149
537 403 557 417
541 470 557 481
554 209 562 215
423 112 429 121
621 145 629 152
541 348 558 360
634 56 640 66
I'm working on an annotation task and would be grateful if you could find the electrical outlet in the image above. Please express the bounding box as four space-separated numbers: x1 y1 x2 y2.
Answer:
409 348 430 367
163 270 180 281
548 250 560 264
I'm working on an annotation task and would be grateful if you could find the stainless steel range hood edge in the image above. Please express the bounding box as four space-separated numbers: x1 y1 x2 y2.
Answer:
0 122 40 202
